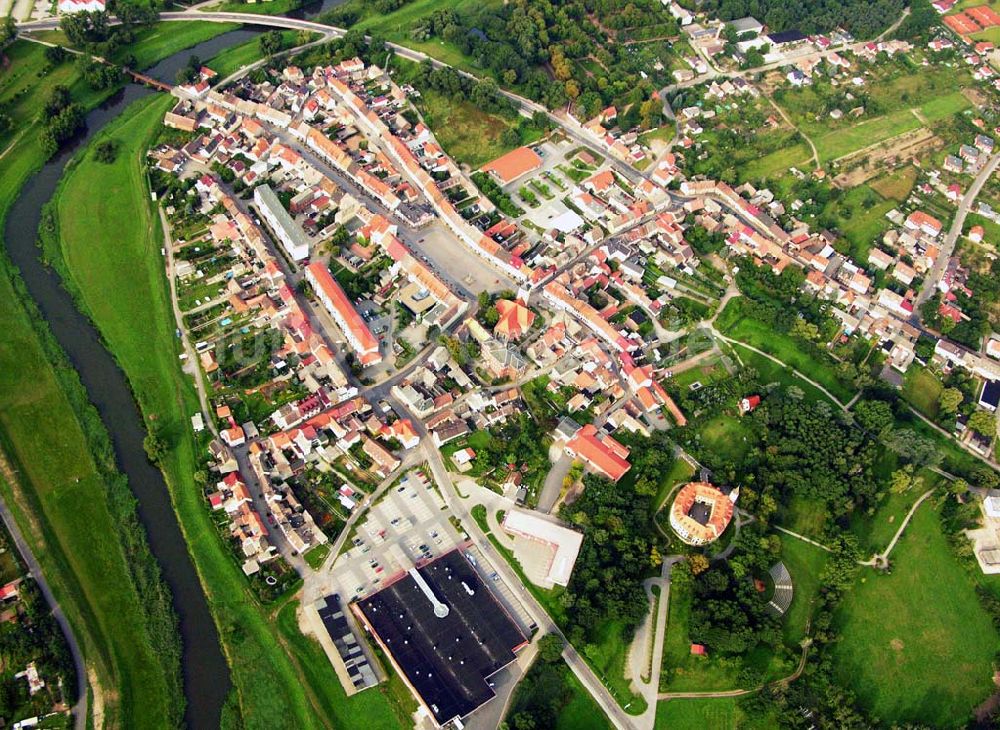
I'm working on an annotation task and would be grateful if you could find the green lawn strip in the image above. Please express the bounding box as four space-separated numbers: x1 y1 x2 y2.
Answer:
214 0 303 14
45 93 399 727
274 600 415 728
125 22 241 69
303 543 331 570
814 110 922 163
778 537 828 646
558 664 615 730
204 29 305 78
741 142 812 180
833 503 1000 726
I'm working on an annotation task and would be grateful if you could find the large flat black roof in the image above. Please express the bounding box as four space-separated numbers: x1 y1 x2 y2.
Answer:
768 30 806 45
356 550 527 725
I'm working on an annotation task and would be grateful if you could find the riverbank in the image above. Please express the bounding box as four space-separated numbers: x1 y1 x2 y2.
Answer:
0 40 188 729
42 53 413 730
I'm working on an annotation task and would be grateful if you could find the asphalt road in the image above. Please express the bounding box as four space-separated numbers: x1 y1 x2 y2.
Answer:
0 492 88 730
913 151 1000 311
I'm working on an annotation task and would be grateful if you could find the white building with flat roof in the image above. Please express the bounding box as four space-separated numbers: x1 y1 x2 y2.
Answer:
502 509 583 587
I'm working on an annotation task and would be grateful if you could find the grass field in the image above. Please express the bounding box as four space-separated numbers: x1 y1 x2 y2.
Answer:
47 93 402 728
0 39 220 729
655 698 737 729
392 57 544 169
833 503 1000 726
204 29 304 78
869 166 918 201
814 110 922 163
737 141 812 180
717 301 855 403
699 415 755 464
825 183 897 262
848 470 941 554
729 345 835 405
778 537 828 645
347 0 503 71
559 666 615 730
901 366 945 420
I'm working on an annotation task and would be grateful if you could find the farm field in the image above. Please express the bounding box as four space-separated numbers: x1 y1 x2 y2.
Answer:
47 93 404 728
833 503 1000 727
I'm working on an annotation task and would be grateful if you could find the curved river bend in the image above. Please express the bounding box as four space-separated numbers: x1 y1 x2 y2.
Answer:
4 28 261 729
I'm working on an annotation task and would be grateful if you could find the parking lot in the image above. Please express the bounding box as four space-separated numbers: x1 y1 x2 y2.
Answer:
329 470 465 602
401 220 517 296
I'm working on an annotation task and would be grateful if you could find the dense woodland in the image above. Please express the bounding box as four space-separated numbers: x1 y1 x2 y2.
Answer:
696 0 904 38
329 0 675 117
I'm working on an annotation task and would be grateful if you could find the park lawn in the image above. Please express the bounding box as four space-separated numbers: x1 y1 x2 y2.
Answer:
587 618 647 714
655 459 695 511
661 577 789 693
302 543 330 570
779 495 830 539
869 166 918 201
699 414 755 464
48 94 401 728
558 667 615 730
779 537 828 646
729 345 834 405
204 30 304 78
655 698 737 729
833 503 1000 727
848 470 943 554
901 365 944 420
718 301 855 403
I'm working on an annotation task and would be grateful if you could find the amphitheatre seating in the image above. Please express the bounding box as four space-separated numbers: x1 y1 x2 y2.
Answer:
767 561 794 616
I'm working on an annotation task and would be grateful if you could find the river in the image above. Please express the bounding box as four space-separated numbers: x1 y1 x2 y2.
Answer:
3 28 263 729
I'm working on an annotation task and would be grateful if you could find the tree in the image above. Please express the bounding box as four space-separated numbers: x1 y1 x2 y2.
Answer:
93 139 118 164
968 410 996 438
500 126 521 148
1 16 17 48
853 399 894 436
537 633 564 663
143 432 167 463
939 387 963 415
688 553 710 575
259 30 284 58
948 478 969 497
890 466 915 494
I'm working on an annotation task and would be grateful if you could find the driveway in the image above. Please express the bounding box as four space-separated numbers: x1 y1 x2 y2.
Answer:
537 450 573 514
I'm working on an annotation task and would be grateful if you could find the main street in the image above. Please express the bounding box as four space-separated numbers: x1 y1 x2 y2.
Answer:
913 151 1000 311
